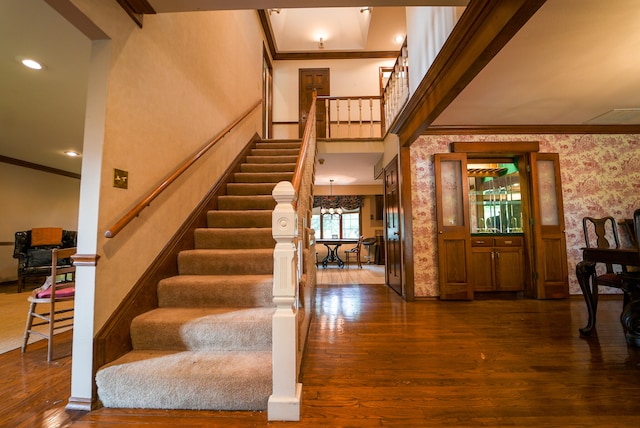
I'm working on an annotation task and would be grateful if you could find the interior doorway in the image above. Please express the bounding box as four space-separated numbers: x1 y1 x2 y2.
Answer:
434 144 569 301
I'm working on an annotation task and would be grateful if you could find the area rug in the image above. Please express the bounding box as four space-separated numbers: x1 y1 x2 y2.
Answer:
0 290 72 354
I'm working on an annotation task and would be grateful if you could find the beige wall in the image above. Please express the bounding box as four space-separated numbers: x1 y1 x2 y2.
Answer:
410 134 640 297
70 1 266 331
0 163 80 282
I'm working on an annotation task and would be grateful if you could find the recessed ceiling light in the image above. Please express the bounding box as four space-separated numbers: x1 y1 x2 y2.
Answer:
21 58 43 70
64 150 81 157
394 35 405 44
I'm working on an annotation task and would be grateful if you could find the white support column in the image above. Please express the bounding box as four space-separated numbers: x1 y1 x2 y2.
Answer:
268 181 302 421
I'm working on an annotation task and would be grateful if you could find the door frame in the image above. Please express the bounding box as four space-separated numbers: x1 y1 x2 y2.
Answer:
444 141 569 300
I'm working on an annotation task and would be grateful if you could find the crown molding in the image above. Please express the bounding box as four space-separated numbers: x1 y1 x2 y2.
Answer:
421 125 640 135
0 155 81 179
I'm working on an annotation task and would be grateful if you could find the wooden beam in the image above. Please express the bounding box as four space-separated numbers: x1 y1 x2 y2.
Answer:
422 124 640 135
392 0 548 146
115 0 156 28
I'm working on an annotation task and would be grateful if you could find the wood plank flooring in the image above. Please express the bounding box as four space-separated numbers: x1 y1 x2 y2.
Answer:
3 282 640 427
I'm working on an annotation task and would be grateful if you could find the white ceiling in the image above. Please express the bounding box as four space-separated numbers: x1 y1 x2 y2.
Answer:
266 7 407 52
2 0 640 184
0 0 91 175
433 0 640 126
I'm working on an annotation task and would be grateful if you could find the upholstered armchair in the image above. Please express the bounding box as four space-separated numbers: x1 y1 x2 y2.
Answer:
13 228 77 292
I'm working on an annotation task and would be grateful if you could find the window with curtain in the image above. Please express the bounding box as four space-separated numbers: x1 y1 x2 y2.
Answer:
311 208 361 240
311 195 364 240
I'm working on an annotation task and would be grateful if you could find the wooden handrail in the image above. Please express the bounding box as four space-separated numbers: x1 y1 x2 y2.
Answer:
105 100 262 238
291 92 316 202
317 95 381 102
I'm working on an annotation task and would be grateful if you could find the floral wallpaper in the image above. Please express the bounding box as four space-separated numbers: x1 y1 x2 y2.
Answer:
411 134 640 297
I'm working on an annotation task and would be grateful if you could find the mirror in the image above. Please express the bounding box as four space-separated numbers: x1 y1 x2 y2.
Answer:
468 162 522 234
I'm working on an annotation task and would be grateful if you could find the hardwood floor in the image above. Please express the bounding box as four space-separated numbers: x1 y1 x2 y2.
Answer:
3 283 640 427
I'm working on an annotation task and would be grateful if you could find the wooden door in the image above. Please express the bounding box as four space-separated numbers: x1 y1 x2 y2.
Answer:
384 156 402 295
529 153 569 298
434 153 473 300
299 68 329 138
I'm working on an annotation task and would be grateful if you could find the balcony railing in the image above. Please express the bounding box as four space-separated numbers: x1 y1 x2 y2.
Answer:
382 41 409 132
317 95 382 139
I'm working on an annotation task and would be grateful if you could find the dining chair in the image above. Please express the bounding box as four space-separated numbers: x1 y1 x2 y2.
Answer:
22 247 76 361
344 236 364 269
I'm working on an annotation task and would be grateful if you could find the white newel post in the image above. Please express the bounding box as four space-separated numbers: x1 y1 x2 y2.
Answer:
268 181 302 421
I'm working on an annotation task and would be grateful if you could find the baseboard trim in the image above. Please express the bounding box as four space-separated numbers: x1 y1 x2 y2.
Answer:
65 396 93 411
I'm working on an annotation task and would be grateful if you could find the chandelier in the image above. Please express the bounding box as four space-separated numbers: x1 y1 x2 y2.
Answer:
320 179 343 215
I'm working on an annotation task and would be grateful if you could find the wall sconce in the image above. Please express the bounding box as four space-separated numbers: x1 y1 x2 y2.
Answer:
268 8 281 15
318 37 324 49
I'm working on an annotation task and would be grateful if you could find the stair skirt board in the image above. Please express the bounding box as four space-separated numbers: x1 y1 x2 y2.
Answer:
96 350 272 410
95 139 301 412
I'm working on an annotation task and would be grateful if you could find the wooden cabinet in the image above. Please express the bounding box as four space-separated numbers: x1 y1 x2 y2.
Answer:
471 236 523 292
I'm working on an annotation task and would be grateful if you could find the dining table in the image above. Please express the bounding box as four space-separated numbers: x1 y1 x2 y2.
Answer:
317 238 358 268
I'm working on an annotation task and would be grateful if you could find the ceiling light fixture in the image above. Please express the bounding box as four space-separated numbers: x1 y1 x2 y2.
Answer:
21 58 43 70
64 150 81 157
320 179 343 216
394 35 405 44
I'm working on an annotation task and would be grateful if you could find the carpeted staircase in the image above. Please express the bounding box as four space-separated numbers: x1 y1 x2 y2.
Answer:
95 139 301 410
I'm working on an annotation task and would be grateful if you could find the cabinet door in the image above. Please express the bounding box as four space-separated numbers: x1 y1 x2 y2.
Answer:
471 248 494 291
434 154 473 300
495 247 523 291
529 153 569 298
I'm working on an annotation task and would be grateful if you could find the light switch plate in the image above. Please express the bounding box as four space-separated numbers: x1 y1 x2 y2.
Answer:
114 169 128 189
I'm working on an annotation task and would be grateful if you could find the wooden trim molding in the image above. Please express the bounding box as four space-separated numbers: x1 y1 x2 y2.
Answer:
422 125 640 135
71 254 100 266
452 141 540 154
276 51 399 60
392 0 547 146
115 0 156 28
0 155 81 179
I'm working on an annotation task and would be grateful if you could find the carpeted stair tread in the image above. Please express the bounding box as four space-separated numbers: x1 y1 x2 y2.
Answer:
207 210 272 228
233 172 293 183
131 307 275 351
251 148 300 156
157 275 274 308
256 142 301 149
246 155 299 164
226 182 278 196
240 163 296 173
96 350 272 410
217 195 276 210
178 248 273 275
195 228 274 249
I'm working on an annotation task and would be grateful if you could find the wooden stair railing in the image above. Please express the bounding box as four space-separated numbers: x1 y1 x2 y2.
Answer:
105 100 262 238
269 92 317 421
